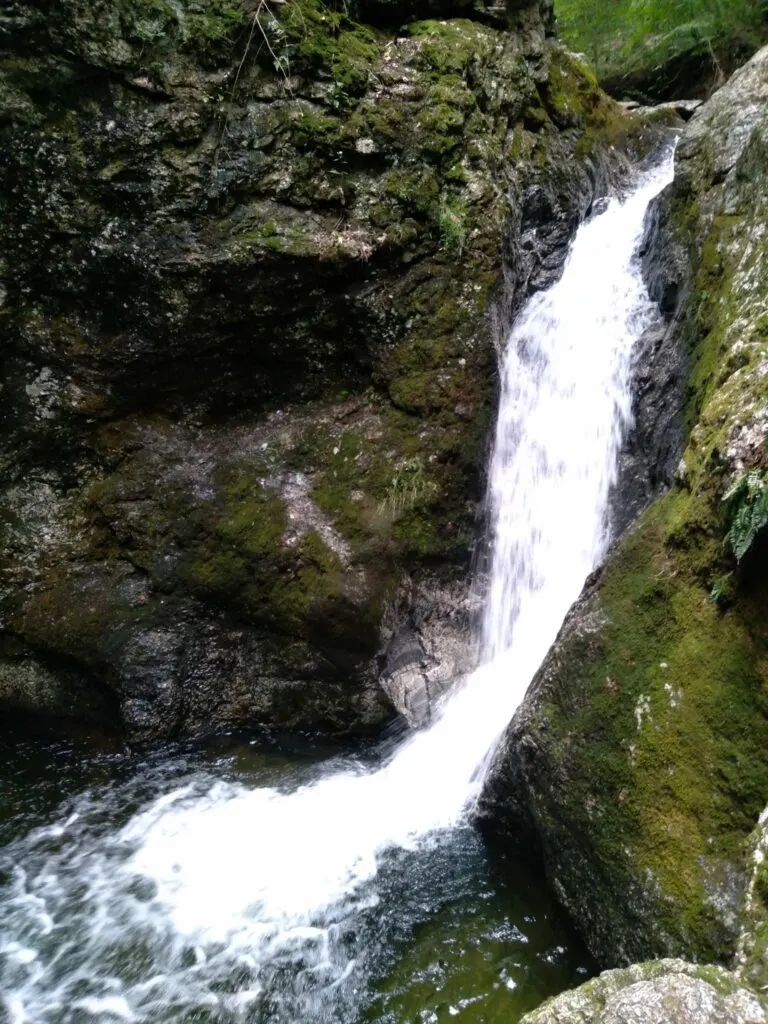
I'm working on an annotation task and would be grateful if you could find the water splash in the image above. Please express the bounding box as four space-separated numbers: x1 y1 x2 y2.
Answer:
0 152 674 1022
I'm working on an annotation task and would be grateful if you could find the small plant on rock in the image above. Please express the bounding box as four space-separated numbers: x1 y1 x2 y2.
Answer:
380 458 437 518
709 572 734 605
723 469 768 562
438 196 467 256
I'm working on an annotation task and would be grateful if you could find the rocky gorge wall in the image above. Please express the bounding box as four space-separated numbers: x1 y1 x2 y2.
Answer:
482 43 768 988
0 0 660 745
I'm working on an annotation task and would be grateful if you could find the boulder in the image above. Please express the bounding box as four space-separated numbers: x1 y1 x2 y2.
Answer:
520 960 767 1024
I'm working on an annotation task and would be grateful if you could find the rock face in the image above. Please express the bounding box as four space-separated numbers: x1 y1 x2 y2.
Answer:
519 960 767 1024
481 45 768 969
0 0 654 744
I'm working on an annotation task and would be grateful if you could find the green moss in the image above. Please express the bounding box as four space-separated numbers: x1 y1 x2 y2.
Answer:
743 851 768 990
274 0 384 105
185 546 248 595
346 97 411 151
85 448 385 654
540 51 633 155
236 215 317 256
389 371 443 413
665 132 768 440
541 486 768 959
178 463 379 648
125 0 177 47
392 506 440 558
114 0 247 64
309 430 393 553
406 19 494 77
416 100 468 157
289 109 344 150
294 390 479 571
287 416 453 571
208 464 287 557
339 20 502 166
384 168 441 216
685 215 744 426
182 0 245 62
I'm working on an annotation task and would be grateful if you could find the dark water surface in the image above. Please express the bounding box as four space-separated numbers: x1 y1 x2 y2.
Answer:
0 718 593 1023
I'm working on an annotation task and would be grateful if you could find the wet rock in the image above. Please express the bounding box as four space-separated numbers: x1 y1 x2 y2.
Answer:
632 99 703 121
378 580 476 725
610 316 687 538
520 960 767 1024
0 654 119 724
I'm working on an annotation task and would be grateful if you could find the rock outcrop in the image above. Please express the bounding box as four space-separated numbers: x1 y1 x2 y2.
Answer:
519 960 767 1024
481 45 768 970
0 0 659 744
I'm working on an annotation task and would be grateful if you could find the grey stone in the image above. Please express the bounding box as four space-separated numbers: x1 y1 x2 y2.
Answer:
521 960 767 1024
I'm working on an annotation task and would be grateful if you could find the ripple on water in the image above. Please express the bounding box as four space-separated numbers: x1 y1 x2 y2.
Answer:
0 726 593 1024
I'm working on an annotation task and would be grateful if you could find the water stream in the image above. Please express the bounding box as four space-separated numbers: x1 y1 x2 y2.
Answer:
0 151 674 1023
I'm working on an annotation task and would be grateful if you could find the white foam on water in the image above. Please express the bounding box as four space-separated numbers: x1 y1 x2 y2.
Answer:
0 151 675 1022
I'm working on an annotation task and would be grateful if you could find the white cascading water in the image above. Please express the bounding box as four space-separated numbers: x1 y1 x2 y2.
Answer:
0 152 674 1023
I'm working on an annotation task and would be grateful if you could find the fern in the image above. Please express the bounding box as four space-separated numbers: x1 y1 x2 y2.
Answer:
554 0 768 81
709 573 732 604
723 470 768 562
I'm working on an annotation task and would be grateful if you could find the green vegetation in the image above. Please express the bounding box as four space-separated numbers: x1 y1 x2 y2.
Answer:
724 470 768 561
437 195 468 255
270 0 385 105
120 0 248 64
380 457 438 517
555 0 767 90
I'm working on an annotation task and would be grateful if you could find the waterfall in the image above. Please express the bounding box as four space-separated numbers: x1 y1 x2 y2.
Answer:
0 151 674 1023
